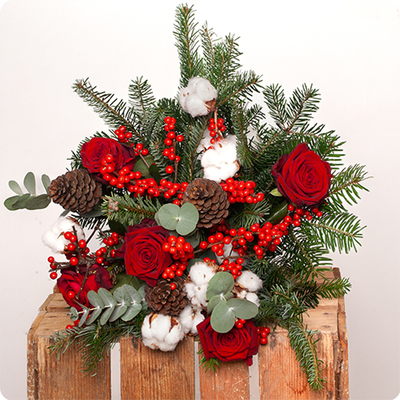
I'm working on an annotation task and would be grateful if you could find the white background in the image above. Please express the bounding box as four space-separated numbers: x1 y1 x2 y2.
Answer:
0 0 399 399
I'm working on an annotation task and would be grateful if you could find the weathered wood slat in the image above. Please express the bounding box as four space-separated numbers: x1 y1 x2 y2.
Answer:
120 335 195 400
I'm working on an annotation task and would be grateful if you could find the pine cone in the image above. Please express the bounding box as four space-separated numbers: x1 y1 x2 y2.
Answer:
145 277 188 317
48 169 103 214
182 178 229 228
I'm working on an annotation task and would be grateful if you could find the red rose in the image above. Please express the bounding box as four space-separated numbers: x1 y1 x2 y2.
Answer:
271 143 331 207
57 265 112 310
116 219 172 287
80 137 135 181
197 317 259 366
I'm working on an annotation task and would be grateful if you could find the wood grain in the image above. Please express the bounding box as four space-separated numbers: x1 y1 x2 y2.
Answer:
120 335 195 400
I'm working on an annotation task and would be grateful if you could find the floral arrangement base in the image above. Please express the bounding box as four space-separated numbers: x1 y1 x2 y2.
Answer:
27 267 348 400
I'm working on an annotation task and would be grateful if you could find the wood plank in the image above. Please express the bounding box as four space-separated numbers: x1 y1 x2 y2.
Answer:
28 296 111 400
198 348 250 400
120 335 195 400
258 267 348 399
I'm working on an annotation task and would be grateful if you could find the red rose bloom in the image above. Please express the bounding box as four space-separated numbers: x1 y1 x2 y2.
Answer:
80 137 135 181
197 317 259 366
271 143 331 207
57 265 112 310
116 219 172 287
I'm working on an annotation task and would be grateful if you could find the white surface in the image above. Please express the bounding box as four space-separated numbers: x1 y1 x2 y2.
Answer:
0 0 399 399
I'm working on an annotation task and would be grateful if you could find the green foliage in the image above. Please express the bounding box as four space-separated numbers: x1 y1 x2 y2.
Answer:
4 172 51 211
157 202 199 235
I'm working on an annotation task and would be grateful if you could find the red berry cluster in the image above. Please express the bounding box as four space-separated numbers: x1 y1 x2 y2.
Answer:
100 153 142 189
163 116 182 175
207 117 226 145
287 204 323 227
132 142 149 157
257 326 270 345
221 178 265 204
99 232 121 261
161 235 195 280
114 125 133 143
235 318 247 329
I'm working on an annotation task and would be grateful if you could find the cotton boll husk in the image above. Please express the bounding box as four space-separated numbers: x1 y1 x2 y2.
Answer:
149 314 172 342
189 261 216 286
246 292 260 307
236 270 263 292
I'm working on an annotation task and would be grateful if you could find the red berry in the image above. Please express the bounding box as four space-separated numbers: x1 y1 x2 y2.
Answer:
176 135 184 142
67 291 75 299
260 337 268 345
47 256 55 263
70 256 79 266
166 166 174 174
66 325 73 330
50 272 58 280
170 283 177 290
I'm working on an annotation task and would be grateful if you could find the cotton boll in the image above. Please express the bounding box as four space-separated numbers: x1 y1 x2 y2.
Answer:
164 321 184 346
141 337 159 350
179 77 217 117
246 292 260 307
184 282 197 300
189 261 216 286
193 284 208 307
149 314 173 342
236 270 263 292
236 289 248 299
41 230 65 253
157 341 178 352
179 305 205 334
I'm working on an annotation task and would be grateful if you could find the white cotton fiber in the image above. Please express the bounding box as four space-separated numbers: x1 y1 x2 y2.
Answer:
189 261 216 286
236 270 263 292
246 292 260 307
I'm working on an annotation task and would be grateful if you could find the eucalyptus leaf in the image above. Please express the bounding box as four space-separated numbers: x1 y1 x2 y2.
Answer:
4 193 31 210
158 203 180 230
206 272 235 300
121 303 142 321
41 174 51 191
175 202 199 236
79 306 90 327
111 274 143 293
100 305 116 325
85 307 103 325
154 211 161 226
207 294 225 314
70 307 79 321
98 288 117 307
8 180 23 195
227 298 259 320
87 291 104 309
123 284 143 304
25 194 51 210
210 301 235 333
23 172 36 195
109 304 128 322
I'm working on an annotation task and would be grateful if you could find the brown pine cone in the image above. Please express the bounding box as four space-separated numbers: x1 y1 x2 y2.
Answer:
145 277 188 317
48 169 103 214
182 178 229 228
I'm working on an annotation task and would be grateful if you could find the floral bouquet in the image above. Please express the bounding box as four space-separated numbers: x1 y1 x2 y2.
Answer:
5 5 368 390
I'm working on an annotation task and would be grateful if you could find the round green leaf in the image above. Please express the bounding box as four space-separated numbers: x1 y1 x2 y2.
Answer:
123 284 142 304
158 203 180 230
23 172 36 195
8 180 23 195
210 301 235 333
4 193 31 210
206 272 234 300
121 303 142 321
85 307 103 325
207 295 225 314
227 298 259 320
70 307 79 321
98 288 117 307
175 202 199 236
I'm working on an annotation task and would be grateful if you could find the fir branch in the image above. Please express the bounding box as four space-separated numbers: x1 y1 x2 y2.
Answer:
263 84 290 130
174 4 203 86
102 193 160 227
73 79 143 141
285 318 325 390
128 77 156 124
286 84 320 132
228 199 270 230
301 212 365 253
329 164 370 206
317 276 351 299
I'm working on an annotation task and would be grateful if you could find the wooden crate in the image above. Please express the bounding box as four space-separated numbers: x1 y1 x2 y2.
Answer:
27 267 348 400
